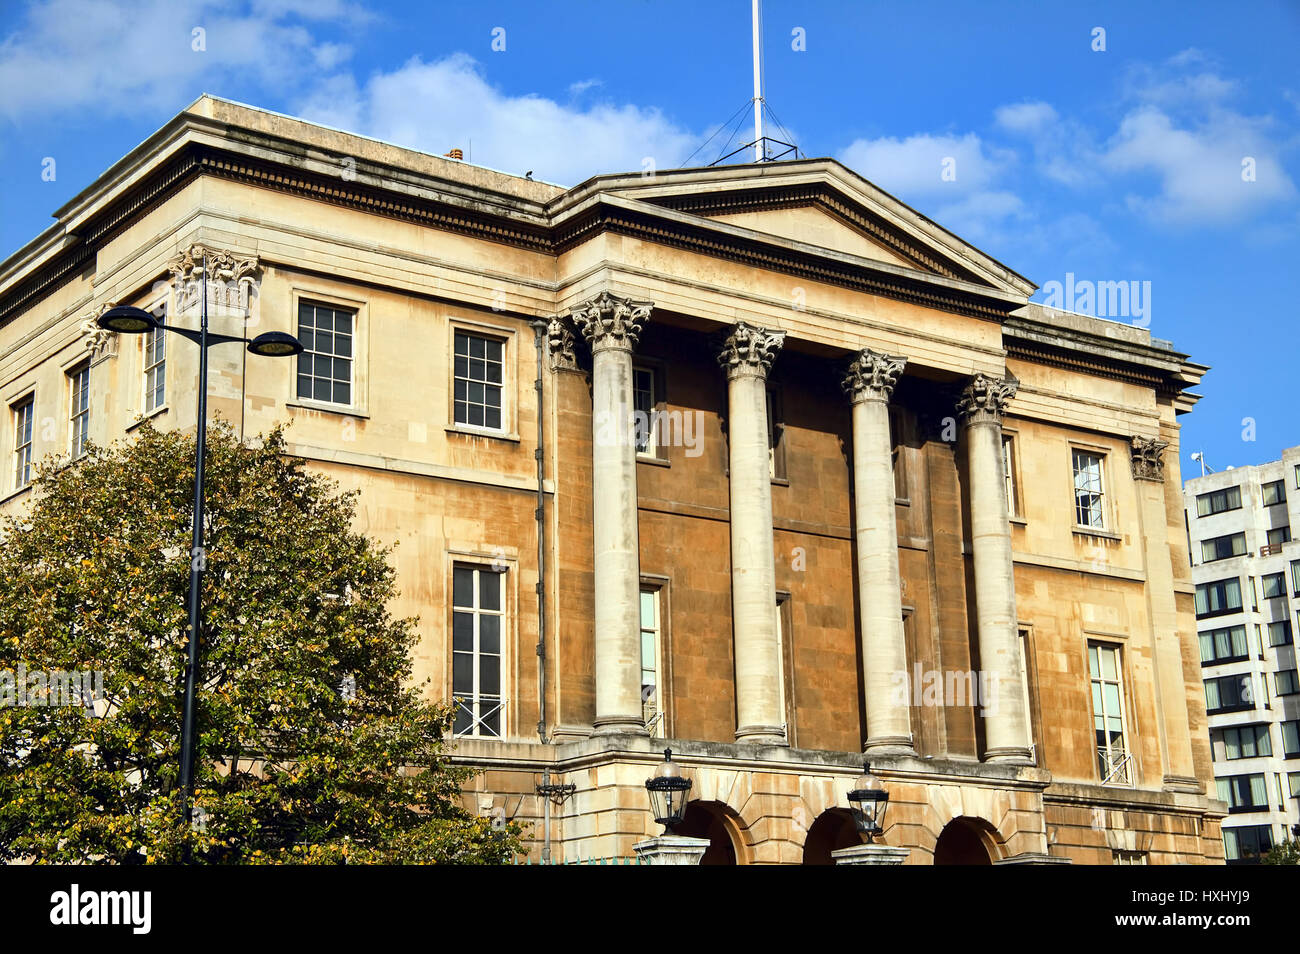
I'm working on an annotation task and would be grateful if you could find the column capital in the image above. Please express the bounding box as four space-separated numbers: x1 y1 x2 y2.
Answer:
569 291 652 354
167 243 261 313
842 349 906 403
79 302 120 365
717 321 785 380
1130 435 1170 482
957 372 1017 426
545 315 580 371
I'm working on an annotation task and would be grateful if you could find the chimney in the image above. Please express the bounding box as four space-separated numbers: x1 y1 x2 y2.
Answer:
445 148 463 160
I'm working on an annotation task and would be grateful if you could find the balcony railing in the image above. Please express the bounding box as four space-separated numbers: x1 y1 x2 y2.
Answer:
453 697 505 739
1099 746 1135 786
1260 543 1283 556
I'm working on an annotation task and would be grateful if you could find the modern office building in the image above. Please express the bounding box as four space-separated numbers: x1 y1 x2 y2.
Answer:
0 95 1225 863
1184 447 1300 863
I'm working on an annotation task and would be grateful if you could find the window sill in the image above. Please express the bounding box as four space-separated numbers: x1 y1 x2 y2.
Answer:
637 454 671 468
287 400 369 420
771 476 790 487
1073 525 1122 542
126 405 169 432
0 484 33 506
896 496 912 507
1009 515 1027 527
445 425 519 443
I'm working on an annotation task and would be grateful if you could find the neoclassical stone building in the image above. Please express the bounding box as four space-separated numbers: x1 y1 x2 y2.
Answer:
0 96 1224 863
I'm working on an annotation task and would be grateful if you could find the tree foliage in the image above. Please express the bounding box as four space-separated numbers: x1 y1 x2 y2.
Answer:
0 421 520 864
1261 838 1300 865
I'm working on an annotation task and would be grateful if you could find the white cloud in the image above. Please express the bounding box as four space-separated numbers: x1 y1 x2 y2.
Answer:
567 78 602 97
839 132 1014 197
0 0 362 123
989 53 1298 225
994 102 1058 135
295 54 698 184
1102 106 1296 225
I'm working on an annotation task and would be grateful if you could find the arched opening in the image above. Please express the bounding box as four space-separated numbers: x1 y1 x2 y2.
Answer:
801 808 862 865
675 800 743 865
933 816 1001 865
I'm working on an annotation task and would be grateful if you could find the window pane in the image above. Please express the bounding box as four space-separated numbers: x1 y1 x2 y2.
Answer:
479 571 501 611
452 653 473 693
452 612 473 652
479 614 500 654
479 655 500 696
453 701 472 735
481 704 500 737
1100 647 1117 681
1224 730 1241 759
453 567 474 608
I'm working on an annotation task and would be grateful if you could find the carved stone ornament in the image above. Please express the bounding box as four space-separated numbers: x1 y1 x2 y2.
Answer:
956 372 1018 426
79 302 121 363
569 291 652 353
546 315 579 371
717 321 786 380
1130 436 1170 482
166 243 261 313
842 348 907 403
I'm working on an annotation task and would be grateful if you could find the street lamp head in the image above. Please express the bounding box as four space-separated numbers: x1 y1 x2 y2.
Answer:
247 331 304 357
97 305 159 334
645 747 692 834
847 760 889 842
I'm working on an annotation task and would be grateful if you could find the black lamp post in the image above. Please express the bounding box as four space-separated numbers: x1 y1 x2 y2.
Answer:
98 257 301 844
645 748 692 834
846 761 890 843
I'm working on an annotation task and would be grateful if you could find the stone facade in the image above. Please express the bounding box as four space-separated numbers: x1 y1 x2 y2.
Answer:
0 95 1224 864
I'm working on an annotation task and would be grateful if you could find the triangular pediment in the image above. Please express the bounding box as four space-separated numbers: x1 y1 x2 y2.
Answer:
699 203 919 269
574 160 1036 297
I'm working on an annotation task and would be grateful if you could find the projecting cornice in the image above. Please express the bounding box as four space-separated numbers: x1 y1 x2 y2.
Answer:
0 100 1029 329
0 97 1203 413
1003 304 1207 410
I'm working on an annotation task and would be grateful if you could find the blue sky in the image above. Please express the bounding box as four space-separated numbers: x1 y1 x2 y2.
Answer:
2 0 1297 474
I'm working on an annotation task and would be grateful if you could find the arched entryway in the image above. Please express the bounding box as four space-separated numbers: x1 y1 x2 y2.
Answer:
933 816 1001 865
675 800 744 864
801 808 863 865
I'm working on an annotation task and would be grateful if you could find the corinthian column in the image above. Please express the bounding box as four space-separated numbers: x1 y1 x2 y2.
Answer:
717 321 787 745
843 350 915 754
957 373 1030 763
571 291 653 736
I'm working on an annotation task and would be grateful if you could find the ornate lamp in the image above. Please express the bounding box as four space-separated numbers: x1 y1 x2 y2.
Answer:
846 761 889 842
97 305 159 334
645 748 692 833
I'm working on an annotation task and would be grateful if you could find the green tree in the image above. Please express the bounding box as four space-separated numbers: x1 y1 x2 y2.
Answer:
1261 838 1300 865
0 421 520 864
